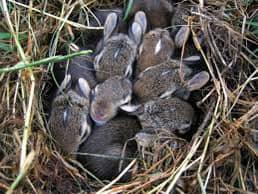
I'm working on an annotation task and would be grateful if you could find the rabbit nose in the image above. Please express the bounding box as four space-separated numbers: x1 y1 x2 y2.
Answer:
94 112 105 120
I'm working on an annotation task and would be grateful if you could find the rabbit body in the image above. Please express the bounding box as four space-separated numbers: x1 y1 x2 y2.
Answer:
121 97 195 134
78 115 141 181
95 34 137 81
134 59 193 102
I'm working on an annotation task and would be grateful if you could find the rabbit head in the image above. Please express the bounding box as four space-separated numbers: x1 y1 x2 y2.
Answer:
94 11 147 82
134 58 210 102
121 97 195 134
67 55 97 88
136 28 175 74
48 74 92 155
129 0 174 29
78 115 140 181
170 3 204 58
90 76 132 125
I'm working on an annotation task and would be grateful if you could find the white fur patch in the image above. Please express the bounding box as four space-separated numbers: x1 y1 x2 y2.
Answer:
124 65 133 77
161 70 171 76
155 39 162 55
63 109 68 124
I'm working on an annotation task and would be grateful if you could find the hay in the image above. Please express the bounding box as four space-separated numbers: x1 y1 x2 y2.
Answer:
0 0 257 193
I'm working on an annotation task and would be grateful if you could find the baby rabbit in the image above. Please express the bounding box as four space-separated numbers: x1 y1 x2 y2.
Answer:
90 76 132 125
44 53 97 120
134 58 210 103
78 115 141 181
94 11 147 82
48 74 92 154
121 97 195 134
136 28 175 74
128 0 173 29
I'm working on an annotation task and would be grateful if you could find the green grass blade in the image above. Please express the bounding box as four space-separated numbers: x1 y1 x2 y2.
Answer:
0 42 13 52
0 50 92 73
0 32 12 39
123 0 134 21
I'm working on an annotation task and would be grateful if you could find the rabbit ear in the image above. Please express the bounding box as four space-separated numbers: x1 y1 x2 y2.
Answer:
59 74 71 91
104 12 118 41
93 51 103 70
79 115 91 144
129 22 143 45
183 55 201 65
134 11 147 34
174 26 190 48
120 104 141 113
186 71 210 91
159 84 177 99
78 78 91 97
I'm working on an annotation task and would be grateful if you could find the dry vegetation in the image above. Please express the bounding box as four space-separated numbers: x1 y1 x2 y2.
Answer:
0 0 257 193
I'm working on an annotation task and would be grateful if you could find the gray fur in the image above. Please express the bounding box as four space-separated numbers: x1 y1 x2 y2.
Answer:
78 115 141 181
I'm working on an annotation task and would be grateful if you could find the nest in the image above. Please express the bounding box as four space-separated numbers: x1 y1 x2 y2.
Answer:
0 0 257 193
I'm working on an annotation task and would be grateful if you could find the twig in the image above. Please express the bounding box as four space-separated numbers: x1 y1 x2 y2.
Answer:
96 159 136 194
197 95 221 194
7 0 103 30
6 151 35 194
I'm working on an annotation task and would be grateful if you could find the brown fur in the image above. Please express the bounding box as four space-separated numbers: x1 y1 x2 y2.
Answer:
136 29 175 74
121 97 195 134
134 59 192 103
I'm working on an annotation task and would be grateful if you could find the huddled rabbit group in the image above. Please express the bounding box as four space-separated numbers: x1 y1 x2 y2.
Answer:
46 0 210 181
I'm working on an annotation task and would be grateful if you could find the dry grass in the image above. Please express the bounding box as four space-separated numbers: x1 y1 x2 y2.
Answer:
0 0 257 193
